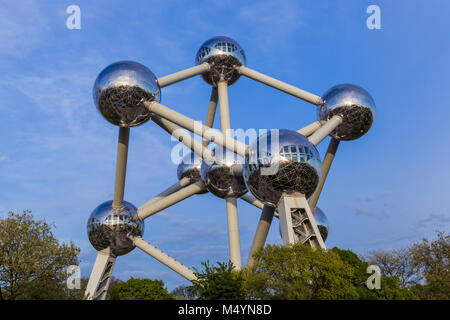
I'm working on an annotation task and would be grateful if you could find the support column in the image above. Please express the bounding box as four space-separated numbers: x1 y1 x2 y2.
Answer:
218 79 242 270
136 181 205 220
277 195 326 249
308 115 342 146
246 205 275 268
297 120 325 137
218 80 231 135
309 138 340 211
226 197 241 269
203 87 218 147
157 63 210 88
138 177 191 210
112 127 130 209
237 66 323 105
152 115 216 163
240 193 264 210
85 249 116 300
130 236 197 281
142 101 248 157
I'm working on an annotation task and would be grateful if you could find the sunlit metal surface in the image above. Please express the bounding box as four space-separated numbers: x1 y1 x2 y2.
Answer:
93 61 161 127
312 207 329 242
244 129 322 207
318 84 375 141
177 152 208 194
87 200 144 257
201 146 248 199
278 206 329 242
195 36 246 86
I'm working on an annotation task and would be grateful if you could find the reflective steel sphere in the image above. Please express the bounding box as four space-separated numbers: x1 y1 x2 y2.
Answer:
93 61 161 127
312 207 329 242
177 152 207 194
201 146 248 198
244 129 322 207
318 84 376 141
195 36 246 86
87 200 144 257
278 207 329 242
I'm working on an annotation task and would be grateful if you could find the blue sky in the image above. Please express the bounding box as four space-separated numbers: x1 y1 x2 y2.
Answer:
0 0 449 291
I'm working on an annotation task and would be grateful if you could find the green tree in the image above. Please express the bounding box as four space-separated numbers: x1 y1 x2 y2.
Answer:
171 284 196 300
105 276 123 300
244 243 358 300
365 248 420 288
331 247 415 300
409 231 450 300
109 278 174 300
0 211 80 300
188 261 246 300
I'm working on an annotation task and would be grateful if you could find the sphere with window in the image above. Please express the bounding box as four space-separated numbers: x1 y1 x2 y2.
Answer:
244 129 322 207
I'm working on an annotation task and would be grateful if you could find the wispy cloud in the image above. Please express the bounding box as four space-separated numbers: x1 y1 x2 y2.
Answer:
0 1 48 56
364 231 420 247
343 191 394 218
414 212 450 230
4 72 93 135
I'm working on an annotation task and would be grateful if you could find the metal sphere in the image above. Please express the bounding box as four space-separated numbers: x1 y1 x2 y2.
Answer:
87 200 144 257
201 146 248 199
244 129 322 207
318 84 376 141
195 36 246 86
93 61 161 127
177 152 208 194
278 207 329 242
312 207 329 242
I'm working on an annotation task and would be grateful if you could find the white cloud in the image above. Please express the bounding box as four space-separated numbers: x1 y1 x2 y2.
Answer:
4 72 93 135
0 1 48 56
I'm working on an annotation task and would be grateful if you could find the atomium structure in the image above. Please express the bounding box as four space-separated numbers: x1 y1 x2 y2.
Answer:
84 36 376 300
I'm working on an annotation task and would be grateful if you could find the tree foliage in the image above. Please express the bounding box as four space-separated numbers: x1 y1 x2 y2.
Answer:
332 247 415 300
171 284 196 300
0 211 80 300
365 248 420 288
243 243 358 300
105 276 123 300
109 278 174 300
188 261 246 300
409 231 450 300
364 231 450 300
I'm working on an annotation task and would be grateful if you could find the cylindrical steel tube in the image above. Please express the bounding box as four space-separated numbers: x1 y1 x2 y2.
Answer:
308 138 340 210
138 177 191 211
297 120 326 137
218 80 232 133
308 115 343 146
157 63 210 88
112 127 130 209
240 193 264 210
226 197 242 270
238 66 323 105
136 181 205 220
203 87 218 147
152 115 216 163
143 101 248 157
131 236 197 281
247 204 275 268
